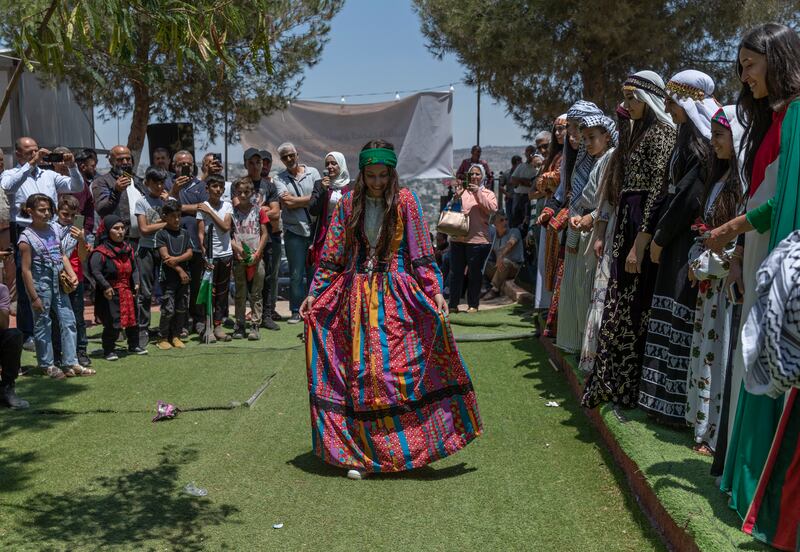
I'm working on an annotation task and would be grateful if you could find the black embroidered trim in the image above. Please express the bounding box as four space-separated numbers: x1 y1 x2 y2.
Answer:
320 260 344 272
411 255 436 269
309 382 475 421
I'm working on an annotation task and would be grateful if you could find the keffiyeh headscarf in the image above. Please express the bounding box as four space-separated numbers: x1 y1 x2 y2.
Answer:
743 230 800 397
567 100 602 122
324 151 350 190
666 70 719 140
623 70 676 129
580 114 619 147
565 100 603 209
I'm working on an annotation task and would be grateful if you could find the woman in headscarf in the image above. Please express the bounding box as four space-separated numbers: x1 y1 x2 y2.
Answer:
701 23 800 547
448 162 498 313
581 70 677 410
684 105 745 456
537 106 593 337
638 69 718 426
89 214 140 361
531 115 566 319
556 104 616 353
577 109 626 374
299 139 482 480
308 151 352 269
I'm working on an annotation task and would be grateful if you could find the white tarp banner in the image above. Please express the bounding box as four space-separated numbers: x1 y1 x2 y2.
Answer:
241 91 453 180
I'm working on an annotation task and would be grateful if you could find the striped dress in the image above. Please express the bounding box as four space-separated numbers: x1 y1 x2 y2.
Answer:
304 188 482 473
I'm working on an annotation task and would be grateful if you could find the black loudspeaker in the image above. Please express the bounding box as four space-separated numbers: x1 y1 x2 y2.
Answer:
146 123 195 166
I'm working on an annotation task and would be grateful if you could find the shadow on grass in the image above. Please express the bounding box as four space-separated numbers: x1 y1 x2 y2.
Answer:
288 452 478 480
0 447 38 493
645 458 769 550
0 376 91 440
3 447 238 551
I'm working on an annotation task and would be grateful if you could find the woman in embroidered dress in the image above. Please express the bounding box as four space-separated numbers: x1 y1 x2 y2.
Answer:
89 215 140 361
638 70 718 426
530 115 566 316
299 140 482 480
581 71 677 409
684 105 745 456
703 23 800 549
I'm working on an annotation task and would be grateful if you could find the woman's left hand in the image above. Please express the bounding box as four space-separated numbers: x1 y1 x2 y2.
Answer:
467 184 479 193
434 293 449 315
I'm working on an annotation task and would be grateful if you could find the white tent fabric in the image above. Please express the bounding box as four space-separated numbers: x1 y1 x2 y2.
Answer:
241 92 453 180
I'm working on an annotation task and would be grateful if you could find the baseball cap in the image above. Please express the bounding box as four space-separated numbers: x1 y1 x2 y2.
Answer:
243 147 262 162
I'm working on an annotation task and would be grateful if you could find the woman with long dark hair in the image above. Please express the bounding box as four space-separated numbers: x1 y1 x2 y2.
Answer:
684 105 745 456
581 70 677 409
702 23 800 548
531 115 566 312
299 139 482 480
638 70 718 426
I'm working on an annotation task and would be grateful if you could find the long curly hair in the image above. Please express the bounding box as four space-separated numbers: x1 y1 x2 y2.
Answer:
345 139 401 261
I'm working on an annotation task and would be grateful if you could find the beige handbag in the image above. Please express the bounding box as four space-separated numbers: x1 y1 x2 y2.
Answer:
437 200 470 237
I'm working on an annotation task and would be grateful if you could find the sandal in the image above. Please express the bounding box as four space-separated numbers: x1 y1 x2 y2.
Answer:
692 443 713 456
44 366 66 380
67 365 96 377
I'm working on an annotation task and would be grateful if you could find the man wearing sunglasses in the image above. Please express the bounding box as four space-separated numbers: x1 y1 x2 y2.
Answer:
273 143 320 324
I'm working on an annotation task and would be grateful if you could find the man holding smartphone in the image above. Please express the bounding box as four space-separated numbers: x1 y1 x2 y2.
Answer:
91 145 144 238
0 137 83 347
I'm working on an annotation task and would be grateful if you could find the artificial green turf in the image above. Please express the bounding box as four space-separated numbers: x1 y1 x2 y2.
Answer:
559 351 768 551
0 308 664 551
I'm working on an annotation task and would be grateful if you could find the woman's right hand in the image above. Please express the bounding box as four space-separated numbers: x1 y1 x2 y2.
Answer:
321 176 331 189
104 288 114 300
625 246 641 274
593 239 604 259
31 296 44 312
299 296 315 319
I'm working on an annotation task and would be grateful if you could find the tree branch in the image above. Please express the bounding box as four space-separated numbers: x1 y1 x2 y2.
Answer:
0 0 61 120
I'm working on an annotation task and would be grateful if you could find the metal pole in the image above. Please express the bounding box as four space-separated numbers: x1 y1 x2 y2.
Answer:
476 78 481 147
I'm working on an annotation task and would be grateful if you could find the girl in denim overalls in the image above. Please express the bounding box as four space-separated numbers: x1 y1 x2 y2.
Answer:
17 193 85 379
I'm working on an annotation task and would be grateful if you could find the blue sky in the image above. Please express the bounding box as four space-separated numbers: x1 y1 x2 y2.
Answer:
95 0 529 162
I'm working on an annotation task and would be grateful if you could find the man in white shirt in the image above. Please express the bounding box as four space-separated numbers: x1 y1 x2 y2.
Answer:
0 137 83 345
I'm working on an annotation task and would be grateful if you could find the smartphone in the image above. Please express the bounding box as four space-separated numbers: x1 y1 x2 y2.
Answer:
43 152 64 163
181 165 191 177
73 214 85 230
211 153 222 163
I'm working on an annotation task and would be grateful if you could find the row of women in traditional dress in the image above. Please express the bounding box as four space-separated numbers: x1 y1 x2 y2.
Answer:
529 22 800 551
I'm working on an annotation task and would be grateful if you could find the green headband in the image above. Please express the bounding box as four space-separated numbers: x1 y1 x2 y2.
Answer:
358 148 397 170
